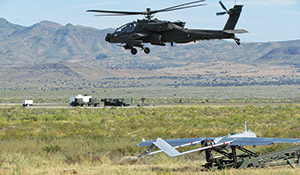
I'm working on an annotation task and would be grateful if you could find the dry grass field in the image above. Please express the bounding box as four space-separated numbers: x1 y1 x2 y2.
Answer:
1 163 299 175
0 105 300 174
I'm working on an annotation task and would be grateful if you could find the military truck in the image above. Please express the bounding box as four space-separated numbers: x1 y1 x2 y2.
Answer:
69 94 100 107
101 98 130 107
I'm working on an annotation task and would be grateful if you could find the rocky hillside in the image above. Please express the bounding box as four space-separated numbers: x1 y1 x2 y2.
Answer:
1 18 300 69
1 17 300 89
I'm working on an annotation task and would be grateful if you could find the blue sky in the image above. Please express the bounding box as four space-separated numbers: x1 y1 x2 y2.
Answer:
0 0 299 42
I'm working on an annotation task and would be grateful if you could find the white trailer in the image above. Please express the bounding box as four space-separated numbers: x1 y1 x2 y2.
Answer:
69 94 92 104
22 100 33 107
69 94 99 107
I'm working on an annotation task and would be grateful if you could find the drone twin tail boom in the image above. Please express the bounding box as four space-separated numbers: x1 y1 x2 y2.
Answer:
137 123 300 169
87 1 248 55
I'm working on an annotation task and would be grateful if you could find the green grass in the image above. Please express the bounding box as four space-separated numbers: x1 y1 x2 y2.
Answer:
0 105 300 174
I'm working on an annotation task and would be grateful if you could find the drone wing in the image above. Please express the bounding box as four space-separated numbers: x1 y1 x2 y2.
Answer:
228 137 300 146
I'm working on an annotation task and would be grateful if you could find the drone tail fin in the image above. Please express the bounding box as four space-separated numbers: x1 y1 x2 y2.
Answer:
223 5 243 30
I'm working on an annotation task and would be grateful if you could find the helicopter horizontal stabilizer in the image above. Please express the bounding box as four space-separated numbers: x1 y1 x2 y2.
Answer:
223 29 248 34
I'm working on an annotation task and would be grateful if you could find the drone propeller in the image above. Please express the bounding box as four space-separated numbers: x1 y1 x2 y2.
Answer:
216 1 229 16
87 0 206 19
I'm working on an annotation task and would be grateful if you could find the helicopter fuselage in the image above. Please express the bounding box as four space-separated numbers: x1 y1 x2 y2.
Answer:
105 18 243 55
106 19 235 44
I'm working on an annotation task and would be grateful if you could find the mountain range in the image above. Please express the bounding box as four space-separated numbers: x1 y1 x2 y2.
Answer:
1 17 300 86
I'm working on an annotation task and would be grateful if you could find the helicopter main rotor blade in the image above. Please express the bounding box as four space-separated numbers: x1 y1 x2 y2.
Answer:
155 0 206 13
87 9 142 15
158 4 207 13
94 14 133 17
87 0 206 19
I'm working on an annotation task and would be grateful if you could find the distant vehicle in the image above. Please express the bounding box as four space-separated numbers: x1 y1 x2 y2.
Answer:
101 98 131 107
69 94 100 107
87 0 248 55
22 100 33 107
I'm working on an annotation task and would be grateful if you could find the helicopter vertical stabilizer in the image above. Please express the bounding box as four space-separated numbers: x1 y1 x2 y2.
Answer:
223 5 243 30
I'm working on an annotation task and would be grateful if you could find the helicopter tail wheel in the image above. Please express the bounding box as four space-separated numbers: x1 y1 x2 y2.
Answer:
131 48 138 55
144 47 150 54
234 37 241 45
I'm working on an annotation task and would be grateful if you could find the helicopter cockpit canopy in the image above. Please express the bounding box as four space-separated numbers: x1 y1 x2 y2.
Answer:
114 22 137 36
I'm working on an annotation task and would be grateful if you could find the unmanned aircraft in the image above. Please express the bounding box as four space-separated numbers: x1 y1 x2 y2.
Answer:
87 0 248 55
137 122 300 169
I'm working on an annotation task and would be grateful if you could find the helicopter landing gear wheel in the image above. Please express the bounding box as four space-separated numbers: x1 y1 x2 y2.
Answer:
144 47 150 54
131 48 138 55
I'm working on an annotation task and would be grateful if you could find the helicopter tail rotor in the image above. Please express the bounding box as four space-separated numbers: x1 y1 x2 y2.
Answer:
221 3 244 30
216 1 229 16
216 11 227 16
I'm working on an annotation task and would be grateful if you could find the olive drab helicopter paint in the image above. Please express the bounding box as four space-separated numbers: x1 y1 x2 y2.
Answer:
87 0 248 55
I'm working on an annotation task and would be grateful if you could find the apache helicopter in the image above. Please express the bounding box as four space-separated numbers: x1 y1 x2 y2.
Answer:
87 0 248 55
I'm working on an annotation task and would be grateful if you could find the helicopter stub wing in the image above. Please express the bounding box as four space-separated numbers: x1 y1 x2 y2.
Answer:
123 33 150 46
131 33 150 40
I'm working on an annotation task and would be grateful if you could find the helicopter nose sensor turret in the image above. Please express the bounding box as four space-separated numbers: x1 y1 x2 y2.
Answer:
105 33 112 42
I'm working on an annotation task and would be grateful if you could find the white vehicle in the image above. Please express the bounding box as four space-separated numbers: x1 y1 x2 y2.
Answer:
22 100 33 107
69 94 99 107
